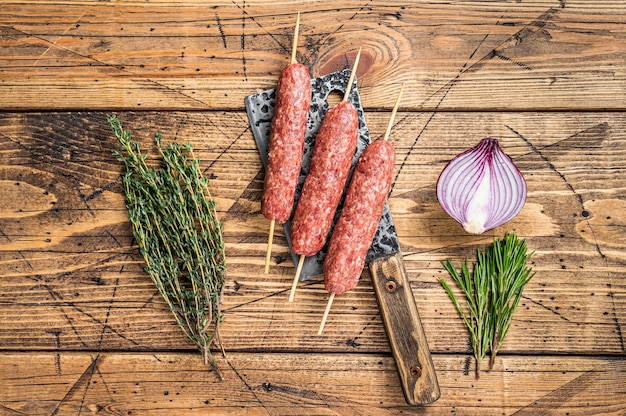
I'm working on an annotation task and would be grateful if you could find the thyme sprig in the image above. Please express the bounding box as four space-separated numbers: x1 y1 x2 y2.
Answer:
109 114 226 378
440 232 534 378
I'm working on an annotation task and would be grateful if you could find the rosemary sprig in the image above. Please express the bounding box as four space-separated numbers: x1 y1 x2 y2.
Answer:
108 114 227 378
440 232 534 378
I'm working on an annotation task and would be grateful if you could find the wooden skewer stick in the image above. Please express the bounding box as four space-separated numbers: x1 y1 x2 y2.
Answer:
291 12 300 65
288 254 306 302
318 292 335 335
264 219 275 274
383 83 405 141
342 47 362 102
264 13 302 275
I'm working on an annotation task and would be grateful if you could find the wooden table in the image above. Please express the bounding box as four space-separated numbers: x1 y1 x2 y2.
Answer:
1 1 625 414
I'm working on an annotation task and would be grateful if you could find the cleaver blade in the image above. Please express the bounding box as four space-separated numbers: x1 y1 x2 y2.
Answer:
245 69 399 280
245 69 440 405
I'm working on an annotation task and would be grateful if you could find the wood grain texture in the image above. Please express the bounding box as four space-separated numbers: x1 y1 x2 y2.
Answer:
1 112 624 357
1 1 625 111
1 352 624 415
370 252 440 405
1 0 625 413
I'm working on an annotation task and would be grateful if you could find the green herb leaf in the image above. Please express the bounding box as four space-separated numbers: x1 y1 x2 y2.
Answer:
440 232 534 378
109 114 227 378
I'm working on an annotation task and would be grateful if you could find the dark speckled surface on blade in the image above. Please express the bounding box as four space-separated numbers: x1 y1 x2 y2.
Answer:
245 69 399 280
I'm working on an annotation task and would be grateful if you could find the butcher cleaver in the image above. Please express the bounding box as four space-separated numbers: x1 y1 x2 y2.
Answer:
245 69 440 405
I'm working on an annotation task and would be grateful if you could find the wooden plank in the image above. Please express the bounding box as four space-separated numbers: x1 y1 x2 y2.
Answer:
0 352 624 415
1 1 624 111
1 111 624 357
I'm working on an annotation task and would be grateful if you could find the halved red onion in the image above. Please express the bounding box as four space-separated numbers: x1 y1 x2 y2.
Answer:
436 138 527 234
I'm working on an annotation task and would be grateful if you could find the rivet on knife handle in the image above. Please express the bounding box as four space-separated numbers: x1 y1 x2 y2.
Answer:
369 252 440 405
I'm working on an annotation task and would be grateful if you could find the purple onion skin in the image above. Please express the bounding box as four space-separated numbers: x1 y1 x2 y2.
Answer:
436 138 527 234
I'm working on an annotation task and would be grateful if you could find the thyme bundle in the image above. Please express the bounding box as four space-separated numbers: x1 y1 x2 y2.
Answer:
440 232 535 378
109 115 226 378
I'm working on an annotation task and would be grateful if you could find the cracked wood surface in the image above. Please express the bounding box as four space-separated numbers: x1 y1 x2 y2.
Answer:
1 0 626 415
2 110 624 414
1 353 625 415
1 1 625 111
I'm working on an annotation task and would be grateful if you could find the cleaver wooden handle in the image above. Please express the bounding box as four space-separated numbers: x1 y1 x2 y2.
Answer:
369 252 440 405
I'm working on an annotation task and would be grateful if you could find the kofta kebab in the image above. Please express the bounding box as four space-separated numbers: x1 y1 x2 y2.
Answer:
289 49 361 302
318 84 403 334
261 16 402 332
261 13 311 274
